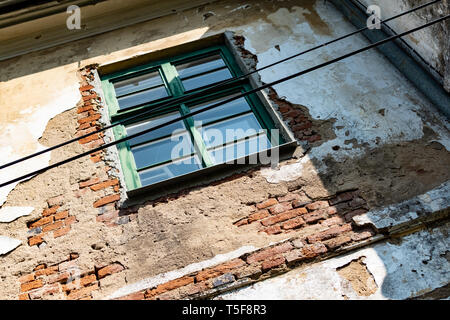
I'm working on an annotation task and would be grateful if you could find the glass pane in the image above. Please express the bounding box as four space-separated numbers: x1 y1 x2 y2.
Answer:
114 71 164 97
181 68 232 92
209 134 271 165
199 113 264 148
176 54 227 79
139 156 201 186
126 112 185 147
131 132 194 169
190 95 251 125
117 86 168 109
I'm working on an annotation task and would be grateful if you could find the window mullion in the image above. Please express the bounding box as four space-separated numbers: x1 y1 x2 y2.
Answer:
180 104 214 167
112 125 142 190
160 62 184 97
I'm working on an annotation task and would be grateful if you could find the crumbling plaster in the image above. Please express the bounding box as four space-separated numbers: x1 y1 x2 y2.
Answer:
0 0 449 299
358 0 450 91
217 221 450 300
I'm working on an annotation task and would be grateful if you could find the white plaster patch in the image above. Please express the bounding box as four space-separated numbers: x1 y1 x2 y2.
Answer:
353 180 450 230
0 236 21 256
0 85 80 206
0 206 34 223
238 1 448 182
218 226 450 300
105 245 257 300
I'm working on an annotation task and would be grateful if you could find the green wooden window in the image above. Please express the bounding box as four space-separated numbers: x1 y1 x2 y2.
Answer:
101 45 281 191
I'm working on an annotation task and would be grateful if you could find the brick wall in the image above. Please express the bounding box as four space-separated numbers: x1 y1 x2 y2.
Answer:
19 254 124 300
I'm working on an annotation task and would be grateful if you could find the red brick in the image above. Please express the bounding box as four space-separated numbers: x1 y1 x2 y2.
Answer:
261 208 307 226
349 197 367 209
248 210 270 223
84 138 105 149
79 84 94 92
292 199 311 208
79 134 101 145
34 264 46 271
261 256 286 272
90 179 119 191
179 282 209 298
307 224 353 243
282 217 305 230
246 242 293 264
42 221 64 233
284 243 328 263
195 259 246 282
233 218 248 227
117 291 145 300
80 274 97 287
306 134 321 143
82 93 97 101
269 202 293 214
29 216 54 228
277 193 301 203
93 194 120 208
256 198 278 209
323 235 352 249
54 210 69 220
53 226 71 238
67 283 99 300
351 228 376 241
233 265 262 279
62 281 82 292
28 235 43 246
263 225 282 235
19 274 35 284
328 191 354 205
303 210 328 224
158 276 194 293
35 266 58 277
78 122 92 130
42 205 60 217
64 216 77 226
278 105 291 113
344 209 368 222
285 109 302 118
77 114 101 124
47 272 70 284
19 293 30 300
29 283 60 299
77 105 94 114
97 263 124 279
47 195 64 207
90 155 103 163
21 279 43 292
321 216 346 227
305 201 329 211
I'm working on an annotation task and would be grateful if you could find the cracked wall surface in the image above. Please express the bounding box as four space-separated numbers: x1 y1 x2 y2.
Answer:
0 0 449 300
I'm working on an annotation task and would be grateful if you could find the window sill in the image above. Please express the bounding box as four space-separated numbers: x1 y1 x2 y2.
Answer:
123 140 299 205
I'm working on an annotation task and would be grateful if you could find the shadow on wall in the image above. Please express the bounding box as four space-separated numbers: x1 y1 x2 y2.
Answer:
2 0 450 300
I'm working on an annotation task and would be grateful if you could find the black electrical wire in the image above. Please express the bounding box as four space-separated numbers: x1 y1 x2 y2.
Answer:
1 14 447 189
0 0 441 171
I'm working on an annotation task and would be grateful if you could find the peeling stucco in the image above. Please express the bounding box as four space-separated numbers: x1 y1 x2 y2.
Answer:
218 223 450 300
0 0 448 300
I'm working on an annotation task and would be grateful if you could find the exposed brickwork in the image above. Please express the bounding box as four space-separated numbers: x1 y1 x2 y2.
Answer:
234 190 370 241
17 254 125 300
26 197 78 246
114 210 378 300
76 66 128 227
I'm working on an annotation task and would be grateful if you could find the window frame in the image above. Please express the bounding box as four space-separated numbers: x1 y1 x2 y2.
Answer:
101 45 281 192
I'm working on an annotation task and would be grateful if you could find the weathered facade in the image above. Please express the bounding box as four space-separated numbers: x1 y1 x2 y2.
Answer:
0 0 449 300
